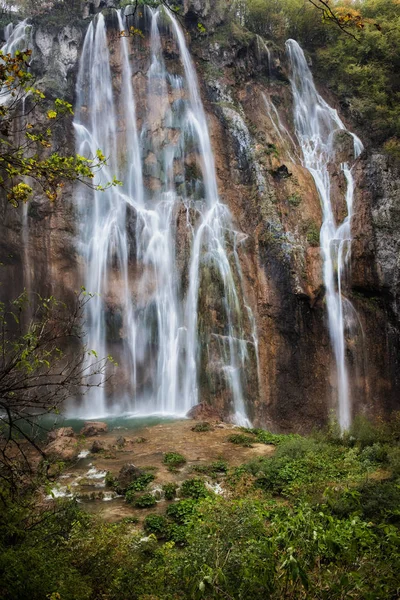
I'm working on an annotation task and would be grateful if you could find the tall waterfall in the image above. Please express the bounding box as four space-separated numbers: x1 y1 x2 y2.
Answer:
73 7 257 423
286 39 363 430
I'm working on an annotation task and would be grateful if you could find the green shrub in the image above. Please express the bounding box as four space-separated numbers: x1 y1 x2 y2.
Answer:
144 514 169 538
180 478 209 499
388 446 400 478
126 473 155 493
105 471 116 488
191 422 214 432
348 415 386 449
357 480 400 523
359 443 388 466
166 523 188 545
192 459 228 477
166 499 197 524
306 221 320 246
227 433 254 447
163 452 186 470
288 193 302 207
131 493 157 509
162 482 178 500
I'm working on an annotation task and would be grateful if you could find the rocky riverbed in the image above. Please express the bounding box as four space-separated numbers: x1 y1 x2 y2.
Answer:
44 419 275 523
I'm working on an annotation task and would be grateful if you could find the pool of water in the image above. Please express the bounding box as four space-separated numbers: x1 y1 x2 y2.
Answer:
32 413 184 439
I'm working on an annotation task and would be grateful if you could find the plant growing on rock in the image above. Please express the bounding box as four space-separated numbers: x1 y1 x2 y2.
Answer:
162 482 177 500
126 473 155 493
180 478 209 499
163 452 186 471
130 493 157 509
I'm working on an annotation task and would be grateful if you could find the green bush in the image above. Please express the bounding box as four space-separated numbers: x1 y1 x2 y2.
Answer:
126 473 155 493
192 459 228 477
180 478 209 499
306 221 320 247
143 514 169 538
105 471 116 488
166 499 197 524
162 482 177 500
131 493 157 509
163 452 186 470
191 421 214 432
227 433 254 447
388 446 400 478
288 193 302 207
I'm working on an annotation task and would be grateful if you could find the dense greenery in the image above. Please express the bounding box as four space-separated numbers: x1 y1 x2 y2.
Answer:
2 417 400 599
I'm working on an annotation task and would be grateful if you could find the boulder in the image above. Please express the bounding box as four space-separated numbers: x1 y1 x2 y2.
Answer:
332 129 355 163
47 427 75 443
117 463 143 493
80 421 108 437
45 437 79 462
91 440 106 453
187 402 223 421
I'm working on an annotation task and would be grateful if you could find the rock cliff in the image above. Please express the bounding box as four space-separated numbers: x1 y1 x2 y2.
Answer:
1 0 399 431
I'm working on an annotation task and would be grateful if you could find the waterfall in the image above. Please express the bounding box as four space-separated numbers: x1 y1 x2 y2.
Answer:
286 39 363 430
1 20 31 56
72 7 258 424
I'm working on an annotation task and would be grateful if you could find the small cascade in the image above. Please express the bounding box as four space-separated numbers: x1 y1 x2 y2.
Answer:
1 20 31 56
262 93 298 163
73 7 258 423
286 39 363 430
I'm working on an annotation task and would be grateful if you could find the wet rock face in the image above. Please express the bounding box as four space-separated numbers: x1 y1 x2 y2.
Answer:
1 2 400 431
117 464 144 493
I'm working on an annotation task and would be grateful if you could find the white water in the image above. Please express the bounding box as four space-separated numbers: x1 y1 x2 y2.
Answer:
286 39 363 430
1 20 30 56
73 8 257 424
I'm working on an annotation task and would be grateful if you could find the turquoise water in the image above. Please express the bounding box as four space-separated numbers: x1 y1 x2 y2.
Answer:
38 414 184 437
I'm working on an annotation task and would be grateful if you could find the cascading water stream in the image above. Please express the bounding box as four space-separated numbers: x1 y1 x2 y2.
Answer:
286 39 363 430
72 7 258 423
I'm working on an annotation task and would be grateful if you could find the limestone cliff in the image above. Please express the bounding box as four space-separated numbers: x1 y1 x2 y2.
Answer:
1 0 399 431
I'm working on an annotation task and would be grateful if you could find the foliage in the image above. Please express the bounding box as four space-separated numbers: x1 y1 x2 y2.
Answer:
288 192 302 206
0 50 119 206
144 514 169 538
192 459 228 477
306 221 320 246
129 492 156 508
180 478 209 499
191 421 214 432
227 433 255 447
1 419 400 599
0 291 111 496
163 451 186 470
162 482 177 500
125 472 155 492
238 0 400 148
166 498 197 524
105 472 116 488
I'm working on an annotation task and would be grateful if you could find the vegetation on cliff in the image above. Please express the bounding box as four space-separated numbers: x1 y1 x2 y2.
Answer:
240 0 400 151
